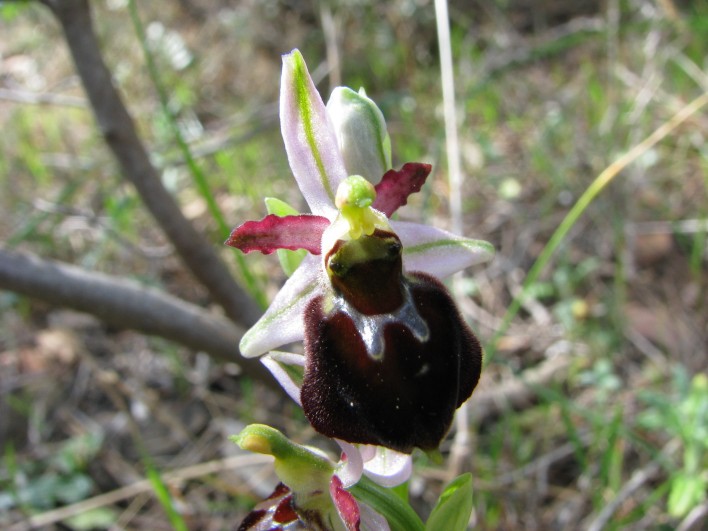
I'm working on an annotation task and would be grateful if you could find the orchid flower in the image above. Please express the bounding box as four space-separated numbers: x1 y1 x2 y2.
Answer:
226 50 493 470
234 425 391 531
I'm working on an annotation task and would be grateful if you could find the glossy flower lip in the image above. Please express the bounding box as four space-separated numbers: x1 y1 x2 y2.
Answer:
228 58 492 358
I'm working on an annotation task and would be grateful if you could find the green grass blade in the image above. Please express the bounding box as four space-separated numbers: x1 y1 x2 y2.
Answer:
126 0 267 308
145 464 188 531
486 91 708 362
7 180 81 248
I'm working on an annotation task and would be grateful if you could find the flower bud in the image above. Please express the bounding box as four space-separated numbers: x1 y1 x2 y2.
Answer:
232 424 333 495
327 87 392 183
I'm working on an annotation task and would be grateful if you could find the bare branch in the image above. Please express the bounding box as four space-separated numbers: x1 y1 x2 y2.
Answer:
0 248 276 387
39 0 262 326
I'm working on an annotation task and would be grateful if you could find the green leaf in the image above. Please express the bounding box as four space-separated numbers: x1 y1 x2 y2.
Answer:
668 472 707 518
55 474 94 504
0 3 30 21
425 473 474 531
146 465 189 531
54 432 104 474
265 197 307 276
264 197 301 217
391 481 410 502
350 475 425 531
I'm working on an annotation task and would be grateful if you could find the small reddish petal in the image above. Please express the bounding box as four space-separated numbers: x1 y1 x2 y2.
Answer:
238 483 306 530
226 214 330 255
372 162 432 217
330 476 361 531
273 496 300 524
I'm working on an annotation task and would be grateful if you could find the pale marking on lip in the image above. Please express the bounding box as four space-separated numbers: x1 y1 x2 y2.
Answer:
327 282 429 360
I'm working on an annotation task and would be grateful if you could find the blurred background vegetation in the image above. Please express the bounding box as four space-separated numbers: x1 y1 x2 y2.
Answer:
1 0 706 529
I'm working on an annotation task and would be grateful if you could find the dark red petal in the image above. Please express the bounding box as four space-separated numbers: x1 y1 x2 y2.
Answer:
237 482 337 531
225 214 329 255
301 273 482 453
237 483 306 530
330 476 361 531
372 162 432 217
273 496 300 524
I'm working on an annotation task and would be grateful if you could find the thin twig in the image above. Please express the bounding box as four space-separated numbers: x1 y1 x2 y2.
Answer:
320 2 341 90
676 501 708 531
488 432 593 489
0 87 86 107
39 0 262 326
434 0 463 237
469 354 574 423
0 248 275 386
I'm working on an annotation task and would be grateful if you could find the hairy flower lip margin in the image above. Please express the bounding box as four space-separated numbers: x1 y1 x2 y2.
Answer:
256 351 414 489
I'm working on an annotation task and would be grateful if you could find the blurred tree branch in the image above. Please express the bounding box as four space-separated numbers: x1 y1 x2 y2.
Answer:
0 0 275 385
0 248 275 387
39 0 262 327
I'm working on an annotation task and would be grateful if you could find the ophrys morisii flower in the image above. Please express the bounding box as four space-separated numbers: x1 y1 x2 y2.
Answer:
227 50 493 455
234 425 390 531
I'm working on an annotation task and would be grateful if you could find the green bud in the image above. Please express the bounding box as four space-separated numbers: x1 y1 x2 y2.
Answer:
327 87 392 183
231 424 333 496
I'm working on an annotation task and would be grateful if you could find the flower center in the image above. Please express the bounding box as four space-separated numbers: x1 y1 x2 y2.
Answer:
334 175 387 240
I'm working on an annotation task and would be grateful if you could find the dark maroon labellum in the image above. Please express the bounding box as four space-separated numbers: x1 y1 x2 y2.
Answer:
301 231 483 454
237 483 328 531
